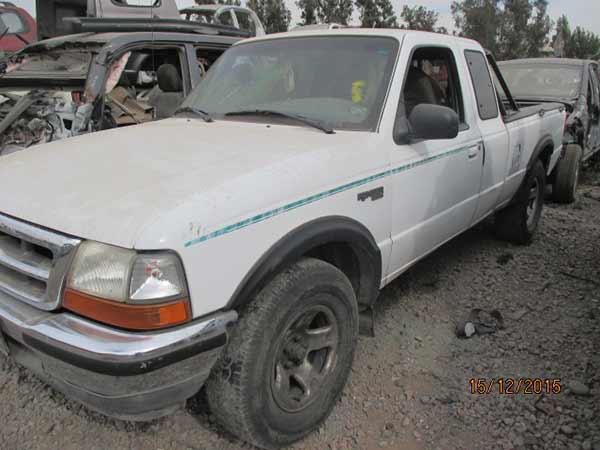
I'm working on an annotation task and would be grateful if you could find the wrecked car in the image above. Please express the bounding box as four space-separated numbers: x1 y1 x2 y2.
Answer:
499 58 600 203
0 30 565 449
180 5 266 37
0 31 242 155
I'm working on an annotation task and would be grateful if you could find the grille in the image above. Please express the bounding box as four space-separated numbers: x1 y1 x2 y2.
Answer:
0 213 80 310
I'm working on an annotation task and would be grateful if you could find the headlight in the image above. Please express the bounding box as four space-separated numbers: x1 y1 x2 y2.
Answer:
63 241 191 330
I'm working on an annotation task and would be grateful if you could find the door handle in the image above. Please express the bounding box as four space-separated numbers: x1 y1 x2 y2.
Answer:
467 144 480 159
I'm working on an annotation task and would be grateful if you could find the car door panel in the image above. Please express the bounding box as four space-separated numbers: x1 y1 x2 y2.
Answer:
386 38 484 281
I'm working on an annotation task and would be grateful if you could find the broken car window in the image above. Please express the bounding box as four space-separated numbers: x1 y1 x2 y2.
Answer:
181 36 398 131
105 47 184 125
6 51 92 76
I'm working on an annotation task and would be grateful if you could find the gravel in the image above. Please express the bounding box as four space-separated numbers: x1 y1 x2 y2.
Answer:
1 164 599 450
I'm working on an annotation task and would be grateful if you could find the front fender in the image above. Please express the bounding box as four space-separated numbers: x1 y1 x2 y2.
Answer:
227 216 382 311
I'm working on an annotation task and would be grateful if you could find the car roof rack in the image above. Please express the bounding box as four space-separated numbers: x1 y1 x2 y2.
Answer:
65 17 251 38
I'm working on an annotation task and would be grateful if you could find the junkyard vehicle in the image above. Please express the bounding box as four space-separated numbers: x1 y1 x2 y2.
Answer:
0 30 565 449
0 1 37 54
499 58 600 203
37 0 179 40
181 5 266 37
0 31 242 155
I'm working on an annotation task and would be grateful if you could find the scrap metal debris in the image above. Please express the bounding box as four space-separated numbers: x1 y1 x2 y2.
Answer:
0 90 93 155
456 309 505 338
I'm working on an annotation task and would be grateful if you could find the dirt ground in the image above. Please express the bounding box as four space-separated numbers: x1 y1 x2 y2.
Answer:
1 164 599 450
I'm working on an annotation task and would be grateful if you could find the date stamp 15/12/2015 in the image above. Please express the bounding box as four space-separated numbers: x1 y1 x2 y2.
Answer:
470 378 562 395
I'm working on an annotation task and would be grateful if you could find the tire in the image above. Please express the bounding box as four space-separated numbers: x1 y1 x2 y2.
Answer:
206 258 359 449
494 160 546 245
552 144 582 204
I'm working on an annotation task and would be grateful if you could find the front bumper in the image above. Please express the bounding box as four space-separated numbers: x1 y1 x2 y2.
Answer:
0 289 237 420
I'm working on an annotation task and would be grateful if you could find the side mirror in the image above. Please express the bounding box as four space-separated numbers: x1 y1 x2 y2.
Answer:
394 104 460 144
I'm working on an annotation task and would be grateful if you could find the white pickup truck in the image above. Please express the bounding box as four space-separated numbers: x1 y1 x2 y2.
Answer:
0 30 565 448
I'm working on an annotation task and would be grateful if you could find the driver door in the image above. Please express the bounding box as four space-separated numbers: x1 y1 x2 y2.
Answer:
387 39 484 280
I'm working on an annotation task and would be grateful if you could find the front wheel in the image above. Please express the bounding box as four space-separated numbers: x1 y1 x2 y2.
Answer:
206 258 359 449
494 160 546 245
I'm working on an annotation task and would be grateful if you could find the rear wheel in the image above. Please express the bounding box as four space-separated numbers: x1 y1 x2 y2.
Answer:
206 258 358 449
552 144 582 204
495 160 546 245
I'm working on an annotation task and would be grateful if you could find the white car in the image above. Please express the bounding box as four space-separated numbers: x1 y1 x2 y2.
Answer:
0 30 565 448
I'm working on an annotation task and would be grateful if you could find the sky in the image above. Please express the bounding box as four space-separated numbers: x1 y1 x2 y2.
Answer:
13 0 600 36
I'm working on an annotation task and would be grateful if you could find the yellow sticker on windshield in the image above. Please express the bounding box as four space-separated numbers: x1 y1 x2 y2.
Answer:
352 80 366 104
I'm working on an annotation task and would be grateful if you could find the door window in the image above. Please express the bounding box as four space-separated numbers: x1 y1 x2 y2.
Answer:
464 50 499 121
400 46 466 124
104 47 185 125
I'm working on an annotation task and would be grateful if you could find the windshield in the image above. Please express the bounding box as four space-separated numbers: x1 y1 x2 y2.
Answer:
5 50 92 77
0 11 27 34
499 63 583 100
181 36 399 131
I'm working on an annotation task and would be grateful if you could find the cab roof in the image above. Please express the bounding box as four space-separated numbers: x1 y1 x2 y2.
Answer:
237 28 481 47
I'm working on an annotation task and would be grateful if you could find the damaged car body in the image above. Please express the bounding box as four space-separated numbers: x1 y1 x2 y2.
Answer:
0 31 241 155
498 58 600 202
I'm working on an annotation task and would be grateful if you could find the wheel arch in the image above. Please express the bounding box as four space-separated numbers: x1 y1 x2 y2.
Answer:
528 134 556 173
226 216 382 312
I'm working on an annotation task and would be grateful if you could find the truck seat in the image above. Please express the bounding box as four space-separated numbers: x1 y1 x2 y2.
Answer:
404 66 444 116
148 64 184 119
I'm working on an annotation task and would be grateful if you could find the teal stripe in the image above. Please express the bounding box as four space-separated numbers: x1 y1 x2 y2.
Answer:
184 145 470 248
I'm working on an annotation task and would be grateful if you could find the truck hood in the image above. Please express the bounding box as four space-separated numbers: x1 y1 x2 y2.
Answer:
0 118 375 248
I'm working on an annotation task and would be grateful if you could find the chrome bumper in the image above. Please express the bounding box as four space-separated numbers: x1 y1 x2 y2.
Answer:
0 289 237 420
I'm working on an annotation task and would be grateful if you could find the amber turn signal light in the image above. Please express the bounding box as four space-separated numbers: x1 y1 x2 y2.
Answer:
63 289 192 331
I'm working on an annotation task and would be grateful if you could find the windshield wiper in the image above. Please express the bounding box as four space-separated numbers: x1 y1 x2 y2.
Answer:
224 109 335 134
174 106 214 122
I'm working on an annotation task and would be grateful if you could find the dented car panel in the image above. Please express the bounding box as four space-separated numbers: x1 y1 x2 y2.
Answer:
0 32 240 155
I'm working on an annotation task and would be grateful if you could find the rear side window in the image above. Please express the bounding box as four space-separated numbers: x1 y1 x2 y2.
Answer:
465 50 499 120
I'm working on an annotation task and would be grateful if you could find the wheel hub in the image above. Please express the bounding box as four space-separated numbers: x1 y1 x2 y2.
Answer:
271 305 339 413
